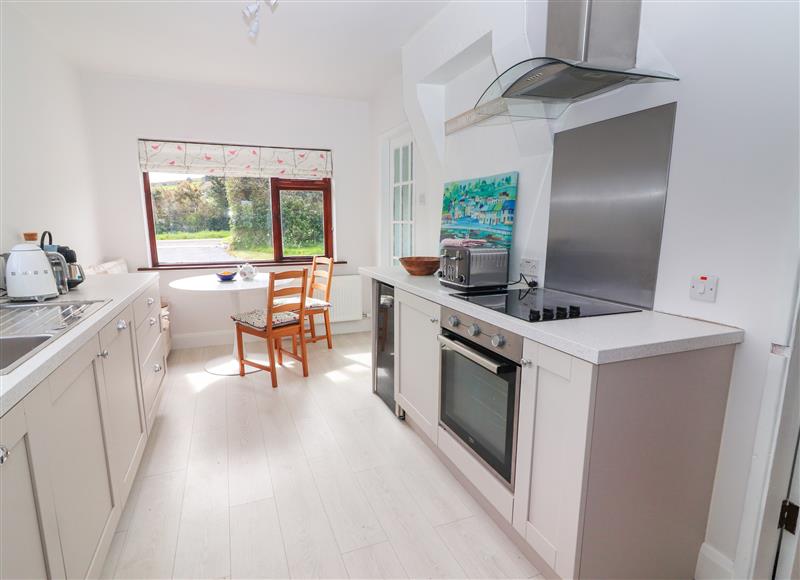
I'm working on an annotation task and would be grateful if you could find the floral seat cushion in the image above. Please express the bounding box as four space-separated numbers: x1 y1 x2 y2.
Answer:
231 309 299 330
273 296 331 309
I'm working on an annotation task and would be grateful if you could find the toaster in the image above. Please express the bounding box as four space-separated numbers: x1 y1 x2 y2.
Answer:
438 246 509 290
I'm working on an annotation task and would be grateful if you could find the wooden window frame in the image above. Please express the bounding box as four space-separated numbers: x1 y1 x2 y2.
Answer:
270 177 333 262
142 172 334 268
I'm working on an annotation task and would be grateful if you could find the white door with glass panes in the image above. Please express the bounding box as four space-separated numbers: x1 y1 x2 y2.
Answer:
390 137 414 265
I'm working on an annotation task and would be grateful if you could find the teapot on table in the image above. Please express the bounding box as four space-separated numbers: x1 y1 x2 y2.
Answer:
237 263 257 280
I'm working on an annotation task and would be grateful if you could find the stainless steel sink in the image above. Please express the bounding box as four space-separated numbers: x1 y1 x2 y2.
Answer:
0 335 54 374
0 300 108 375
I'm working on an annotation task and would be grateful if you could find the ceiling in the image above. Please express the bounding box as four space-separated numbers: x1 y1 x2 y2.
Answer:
13 0 446 100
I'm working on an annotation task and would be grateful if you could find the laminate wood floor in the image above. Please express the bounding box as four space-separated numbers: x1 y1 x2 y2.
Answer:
101 333 540 579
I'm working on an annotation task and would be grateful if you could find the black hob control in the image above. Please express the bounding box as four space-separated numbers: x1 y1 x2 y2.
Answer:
556 306 567 319
528 309 541 322
569 305 581 318
542 307 554 321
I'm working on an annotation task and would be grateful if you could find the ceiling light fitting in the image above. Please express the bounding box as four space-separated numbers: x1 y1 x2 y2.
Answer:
242 0 278 40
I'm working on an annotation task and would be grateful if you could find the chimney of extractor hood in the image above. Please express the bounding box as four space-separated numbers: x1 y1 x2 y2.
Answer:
546 0 642 69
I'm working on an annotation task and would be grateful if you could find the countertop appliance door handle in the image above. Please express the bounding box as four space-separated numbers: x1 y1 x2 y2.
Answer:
437 334 505 375
0 445 9 465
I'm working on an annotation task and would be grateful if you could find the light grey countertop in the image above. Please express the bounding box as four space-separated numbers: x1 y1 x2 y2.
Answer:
0 273 158 416
359 266 744 364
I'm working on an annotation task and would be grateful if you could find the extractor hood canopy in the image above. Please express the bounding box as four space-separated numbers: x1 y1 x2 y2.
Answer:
445 0 679 133
474 57 678 121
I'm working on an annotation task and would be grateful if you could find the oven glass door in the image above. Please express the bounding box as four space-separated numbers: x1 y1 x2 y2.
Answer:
439 333 519 486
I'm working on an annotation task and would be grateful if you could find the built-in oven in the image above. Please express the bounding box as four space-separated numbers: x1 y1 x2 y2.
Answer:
438 306 523 489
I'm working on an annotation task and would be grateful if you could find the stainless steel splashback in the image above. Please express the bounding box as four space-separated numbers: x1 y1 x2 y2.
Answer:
544 102 677 309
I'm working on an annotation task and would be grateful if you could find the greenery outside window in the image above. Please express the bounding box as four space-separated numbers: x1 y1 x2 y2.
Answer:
143 172 332 266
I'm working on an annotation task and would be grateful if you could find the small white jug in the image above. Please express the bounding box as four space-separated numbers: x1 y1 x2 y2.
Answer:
237 263 257 280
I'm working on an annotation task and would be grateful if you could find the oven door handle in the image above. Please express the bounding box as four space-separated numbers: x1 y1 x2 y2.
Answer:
437 334 510 375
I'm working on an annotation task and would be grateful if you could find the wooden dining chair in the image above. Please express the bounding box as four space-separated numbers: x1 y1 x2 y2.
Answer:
231 269 308 388
304 256 334 349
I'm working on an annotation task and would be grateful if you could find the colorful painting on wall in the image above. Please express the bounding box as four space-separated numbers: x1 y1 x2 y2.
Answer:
440 171 519 249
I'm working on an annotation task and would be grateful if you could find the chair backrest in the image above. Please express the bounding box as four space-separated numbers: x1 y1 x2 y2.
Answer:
266 269 308 331
309 256 334 302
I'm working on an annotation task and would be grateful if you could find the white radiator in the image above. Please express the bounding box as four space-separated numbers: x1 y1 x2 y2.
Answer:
328 275 363 322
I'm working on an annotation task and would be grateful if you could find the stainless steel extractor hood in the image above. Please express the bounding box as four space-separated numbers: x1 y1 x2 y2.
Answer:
446 0 678 132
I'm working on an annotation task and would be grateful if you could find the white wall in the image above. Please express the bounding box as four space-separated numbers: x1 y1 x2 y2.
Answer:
1 5 103 263
402 0 800 575
79 73 373 345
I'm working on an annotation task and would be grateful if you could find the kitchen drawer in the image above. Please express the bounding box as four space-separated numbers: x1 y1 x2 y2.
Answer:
141 335 166 424
135 307 161 362
133 281 161 328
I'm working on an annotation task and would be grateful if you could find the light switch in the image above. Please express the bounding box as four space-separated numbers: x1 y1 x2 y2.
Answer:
690 274 718 302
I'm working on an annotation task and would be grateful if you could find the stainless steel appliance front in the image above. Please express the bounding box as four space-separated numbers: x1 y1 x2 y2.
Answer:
439 247 509 291
438 306 522 489
545 102 676 309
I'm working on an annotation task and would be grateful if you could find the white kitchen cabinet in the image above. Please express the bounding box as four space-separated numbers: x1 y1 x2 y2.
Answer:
98 305 148 503
0 402 64 579
513 340 595 578
394 288 441 442
513 338 736 579
24 336 117 579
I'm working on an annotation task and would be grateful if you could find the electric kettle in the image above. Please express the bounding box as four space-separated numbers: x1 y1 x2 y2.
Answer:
5 243 59 301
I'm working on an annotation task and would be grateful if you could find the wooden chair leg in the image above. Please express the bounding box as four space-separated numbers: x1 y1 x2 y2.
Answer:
309 313 317 341
236 324 245 376
292 335 297 356
323 309 333 349
298 329 309 377
266 336 278 388
274 338 283 365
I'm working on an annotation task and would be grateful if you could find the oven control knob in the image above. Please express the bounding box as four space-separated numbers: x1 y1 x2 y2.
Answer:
491 334 505 348
528 309 541 322
447 315 460 327
542 308 554 320
556 306 567 319
458 274 466 283
467 323 481 337
569 305 581 318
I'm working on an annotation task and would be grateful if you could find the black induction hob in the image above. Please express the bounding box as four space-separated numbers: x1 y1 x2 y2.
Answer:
451 287 640 322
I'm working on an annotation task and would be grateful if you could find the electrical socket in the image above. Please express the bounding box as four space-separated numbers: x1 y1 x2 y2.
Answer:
520 257 539 281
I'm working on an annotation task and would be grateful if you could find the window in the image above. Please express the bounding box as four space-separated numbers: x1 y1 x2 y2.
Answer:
143 173 332 265
390 139 414 265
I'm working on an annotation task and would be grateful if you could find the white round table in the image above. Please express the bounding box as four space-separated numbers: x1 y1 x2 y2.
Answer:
169 273 280 376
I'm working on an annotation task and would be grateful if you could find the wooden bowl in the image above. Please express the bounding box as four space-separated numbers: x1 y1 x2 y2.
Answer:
399 257 440 276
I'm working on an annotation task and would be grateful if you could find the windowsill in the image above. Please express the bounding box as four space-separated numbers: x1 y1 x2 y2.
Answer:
138 259 347 272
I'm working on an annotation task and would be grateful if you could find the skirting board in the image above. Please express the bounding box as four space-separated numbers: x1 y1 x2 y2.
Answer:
171 318 369 350
695 542 735 579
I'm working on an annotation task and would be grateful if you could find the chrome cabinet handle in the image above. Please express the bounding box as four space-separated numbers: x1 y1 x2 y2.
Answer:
430 317 439 323
146 297 155 306
116 319 128 331
98 349 110 359
149 317 157 326
0 445 9 465
521 358 532 367
153 363 162 373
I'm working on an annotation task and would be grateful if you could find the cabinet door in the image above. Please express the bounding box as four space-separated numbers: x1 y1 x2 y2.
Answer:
512 340 596 579
99 306 147 501
394 288 441 442
24 336 116 580
0 402 64 579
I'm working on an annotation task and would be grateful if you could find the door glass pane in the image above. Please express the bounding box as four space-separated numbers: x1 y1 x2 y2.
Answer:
278 189 324 257
402 224 412 256
409 143 414 180
401 145 410 182
393 185 402 221
402 184 412 221
393 148 400 184
393 223 401 258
